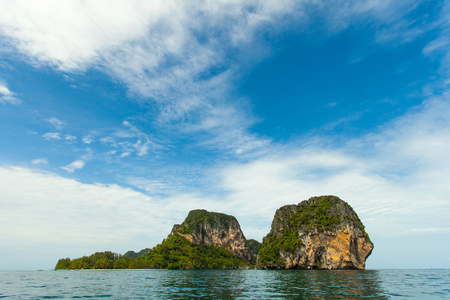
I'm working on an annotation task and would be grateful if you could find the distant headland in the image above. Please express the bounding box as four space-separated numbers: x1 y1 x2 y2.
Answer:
55 195 373 270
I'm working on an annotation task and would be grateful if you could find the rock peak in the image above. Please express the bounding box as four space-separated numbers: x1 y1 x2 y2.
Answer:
171 209 252 261
258 195 373 269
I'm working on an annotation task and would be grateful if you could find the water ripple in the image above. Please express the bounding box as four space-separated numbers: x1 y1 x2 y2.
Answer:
0 269 449 299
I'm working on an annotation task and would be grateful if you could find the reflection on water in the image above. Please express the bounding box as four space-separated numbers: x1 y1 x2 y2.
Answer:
153 269 387 299
1 269 449 299
259 270 388 299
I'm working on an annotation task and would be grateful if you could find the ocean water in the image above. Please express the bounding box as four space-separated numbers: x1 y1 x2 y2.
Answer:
0 269 449 299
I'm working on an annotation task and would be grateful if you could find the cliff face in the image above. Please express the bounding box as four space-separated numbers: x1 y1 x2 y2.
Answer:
171 209 252 262
258 196 373 270
247 239 262 265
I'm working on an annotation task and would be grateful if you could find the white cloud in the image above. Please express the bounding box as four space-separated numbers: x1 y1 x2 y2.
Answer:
64 134 77 143
133 139 150 156
119 151 131 158
0 95 448 269
217 95 450 242
82 136 93 144
47 117 65 130
123 120 162 156
0 82 19 104
31 158 48 165
0 84 13 96
0 0 166 71
127 177 175 194
113 129 135 139
61 160 85 173
1 0 442 156
100 136 115 144
405 227 450 234
78 122 161 159
0 166 213 270
43 132 61 140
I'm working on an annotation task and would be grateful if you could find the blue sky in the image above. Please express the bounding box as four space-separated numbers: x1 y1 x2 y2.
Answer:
1 0 449 270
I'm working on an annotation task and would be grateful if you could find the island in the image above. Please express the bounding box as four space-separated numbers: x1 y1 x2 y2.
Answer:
55 195 373 270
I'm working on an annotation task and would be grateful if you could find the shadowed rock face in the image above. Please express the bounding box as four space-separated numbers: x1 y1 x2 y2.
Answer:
170 209 252 261
258 196 373 270
247 239 262 265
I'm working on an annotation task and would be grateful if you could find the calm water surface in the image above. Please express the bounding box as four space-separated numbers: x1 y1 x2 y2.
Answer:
0 269 449 299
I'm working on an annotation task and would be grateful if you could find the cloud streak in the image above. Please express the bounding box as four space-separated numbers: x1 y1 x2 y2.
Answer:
43 132 61 140
47 117 65 130
61 160 85 173
0 166 215 270
0 82 19 104
31 158 48 165
217 94 450 242
2 0 435 155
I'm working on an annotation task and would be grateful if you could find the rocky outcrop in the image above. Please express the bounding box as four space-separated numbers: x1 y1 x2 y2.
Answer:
258 196 373 270
247 239 262 265
123 248 151 258
170 209 252 262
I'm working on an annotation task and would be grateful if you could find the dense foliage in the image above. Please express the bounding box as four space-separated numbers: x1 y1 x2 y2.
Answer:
247 239 262 265
258 229 304 267
55 235 251 270
289 195 341 232
123 248 151 258
146 234 250 269
55 251 152 270
179 209 237 234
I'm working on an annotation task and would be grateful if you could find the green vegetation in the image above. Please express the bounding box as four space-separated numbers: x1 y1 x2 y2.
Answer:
55 209 253 270
180 209 236 235
258 230 304 267
258 196 371 268
123 248 151 259
55 251 152 270
289 196 341 232
55 235 251 270
247 239 262 265
146 234 250 269
258 196 344 267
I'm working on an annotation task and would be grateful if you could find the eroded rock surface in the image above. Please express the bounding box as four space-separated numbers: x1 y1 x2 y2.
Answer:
258 195 373 269
170 209 252 261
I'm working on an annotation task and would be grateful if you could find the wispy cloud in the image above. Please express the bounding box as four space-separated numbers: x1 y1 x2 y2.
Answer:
0 166 211 269
31 158 48 165
405 227 450 234
3 0 433 155
43 132 61 140
1 95 449 269
119 151 131 158
423 0 450 81
0 82 19 104
217 94 450 240
61 160 85 173
47 117 65 130
64 134 77 143
82 136 94 144
0 1 164 71
122 120 162 156
126 176 181 195
99 136 115 145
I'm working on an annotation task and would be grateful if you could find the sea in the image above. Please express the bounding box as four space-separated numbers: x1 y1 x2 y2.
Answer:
0 269 449 299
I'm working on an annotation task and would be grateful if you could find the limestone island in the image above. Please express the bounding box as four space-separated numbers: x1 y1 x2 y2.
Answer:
55 195 373 270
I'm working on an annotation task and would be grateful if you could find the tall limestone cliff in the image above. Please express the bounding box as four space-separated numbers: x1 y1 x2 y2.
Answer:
258 196 373 270
170 209 252 262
